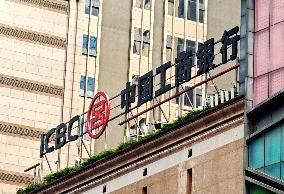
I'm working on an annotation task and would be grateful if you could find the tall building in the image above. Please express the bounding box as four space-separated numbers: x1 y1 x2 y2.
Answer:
243 0 284 193
0 0 241 193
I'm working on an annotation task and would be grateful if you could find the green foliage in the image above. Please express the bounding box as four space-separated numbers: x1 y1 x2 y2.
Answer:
116 139 138 151
44 165 81 184
19 107 209 193
17 182 45 194
81 149 116 167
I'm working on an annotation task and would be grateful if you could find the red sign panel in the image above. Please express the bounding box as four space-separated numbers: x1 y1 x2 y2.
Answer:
86 91 110 139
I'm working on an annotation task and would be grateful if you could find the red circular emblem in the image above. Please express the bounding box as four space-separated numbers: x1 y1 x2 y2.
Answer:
86 91 110 139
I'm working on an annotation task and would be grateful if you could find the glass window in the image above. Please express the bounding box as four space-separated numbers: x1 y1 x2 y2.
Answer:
184 88 194 107
144 0 151 10
80 75 86 96
199 9 204 23
249 183 276 194
142 30 150 57
196 88 202 107
133 28 142 55
178 0 185 18
249 136 264 169
249 123 284 180
82 34 97 56
177 38 184 56
89 36 97 56
168 0 174 16
265 127 281 166
87 77 95 98
143 30 150 43
83 34 88 50
186 39 195 64
265 163 281 179
199 0 205 23
85 0 99 16
188 0 196 21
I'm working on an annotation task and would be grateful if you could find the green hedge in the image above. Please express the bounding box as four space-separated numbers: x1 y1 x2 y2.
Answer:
17 107 208 193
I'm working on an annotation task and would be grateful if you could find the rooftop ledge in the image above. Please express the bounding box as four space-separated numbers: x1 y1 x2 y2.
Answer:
22 95 245 194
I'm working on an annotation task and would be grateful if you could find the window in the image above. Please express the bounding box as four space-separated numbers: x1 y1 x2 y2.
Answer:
166 35 173 61
142 186 147 194
82 34 97 56
249 183 276 194
133 28 150 57
187 169 192 194
87 76 95 98
80 75 95 98
144 0 151 10
178 0 185 18
188 0 196 21
143 30 150 57
184 88 194 107
177 38 184 56
186 39 195 64
248 123 284 180
85 0 99 16
133 28 141 55
168 0 174 16
80 75 86 97
199 0 205 23
184 88 202 108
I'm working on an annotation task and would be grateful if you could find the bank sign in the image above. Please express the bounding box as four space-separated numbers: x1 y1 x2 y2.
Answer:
40 26 240 158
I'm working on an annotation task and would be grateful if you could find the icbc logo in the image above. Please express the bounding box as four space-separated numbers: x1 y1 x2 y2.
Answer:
40 91 111 158
86 91 110 139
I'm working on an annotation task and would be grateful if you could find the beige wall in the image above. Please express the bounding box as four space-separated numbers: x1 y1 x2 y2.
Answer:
110 139 243 194
207 0 241 95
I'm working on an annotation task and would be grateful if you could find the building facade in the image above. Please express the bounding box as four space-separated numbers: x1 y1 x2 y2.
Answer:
242 0 284 193
0 0 242 193
30 96 245 194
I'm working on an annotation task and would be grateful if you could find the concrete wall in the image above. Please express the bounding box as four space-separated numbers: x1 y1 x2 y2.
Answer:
207 0 241 95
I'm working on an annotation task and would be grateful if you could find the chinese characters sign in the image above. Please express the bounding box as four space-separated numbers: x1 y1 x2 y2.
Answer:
120 26 240 113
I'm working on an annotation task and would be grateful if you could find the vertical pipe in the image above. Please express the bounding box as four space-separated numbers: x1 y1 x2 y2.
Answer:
58 0 71 171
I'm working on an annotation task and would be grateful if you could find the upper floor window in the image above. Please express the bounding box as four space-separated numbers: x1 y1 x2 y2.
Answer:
186 39 195 64
142 30 150 57
188 0 204 22
133 28 150 57
85 0 99 16
248 122 284 180
177 37 184 56
168 0 174 16
177 0 185 18
80 75 95 98
82 34 97 56
144 0 151 10
199 0 205 23
133 28 142 55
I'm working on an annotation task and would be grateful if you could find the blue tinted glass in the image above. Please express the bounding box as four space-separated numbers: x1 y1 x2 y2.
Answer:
188 0 196 21
178 0 184 18
265 163 281 179
249 136 264 169
83 34 88 49
80 75 85 90
250 183 276 194
281 162 284 180
282 124 284 162
85 0 90 14
199 10 204 23
87 77 94 92
92 7 99 16
265 127 281 165
177 38 184 56
90 36 97 50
